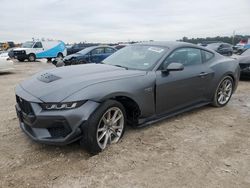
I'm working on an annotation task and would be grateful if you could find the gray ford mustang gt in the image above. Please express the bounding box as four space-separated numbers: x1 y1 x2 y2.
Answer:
15 41 240 154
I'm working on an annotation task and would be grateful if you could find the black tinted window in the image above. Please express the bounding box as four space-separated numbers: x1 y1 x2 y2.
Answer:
33 42 42 48
91 48 104 55
203 50 214 62
220 44 231 48
164 48 202 66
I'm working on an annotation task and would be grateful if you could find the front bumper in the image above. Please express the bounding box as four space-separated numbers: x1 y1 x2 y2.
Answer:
15 86 100 145
13 50 28 60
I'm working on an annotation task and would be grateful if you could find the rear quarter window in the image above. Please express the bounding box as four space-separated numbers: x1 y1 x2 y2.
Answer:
202 50 214 62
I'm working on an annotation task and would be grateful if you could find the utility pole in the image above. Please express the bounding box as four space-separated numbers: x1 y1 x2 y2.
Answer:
232 30 235 45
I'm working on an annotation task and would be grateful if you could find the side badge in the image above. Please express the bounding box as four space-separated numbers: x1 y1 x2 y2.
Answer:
144 87 153 92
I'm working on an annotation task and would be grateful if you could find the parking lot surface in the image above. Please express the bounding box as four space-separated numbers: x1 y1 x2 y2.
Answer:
0 62 250 188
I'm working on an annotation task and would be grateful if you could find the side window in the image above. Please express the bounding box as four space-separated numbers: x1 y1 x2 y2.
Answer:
163 48 202 67
91 48 104 55
203 50 214 62
105 48 115 53
220 44 231 48
33 42 43 48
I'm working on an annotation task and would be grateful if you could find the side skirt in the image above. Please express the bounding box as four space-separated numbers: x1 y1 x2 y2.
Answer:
137 101 211 128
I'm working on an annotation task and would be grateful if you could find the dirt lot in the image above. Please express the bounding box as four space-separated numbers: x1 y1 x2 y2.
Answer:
0 61 250 188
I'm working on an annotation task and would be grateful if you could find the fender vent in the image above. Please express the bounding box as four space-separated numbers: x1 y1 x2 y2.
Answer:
37 73 61 83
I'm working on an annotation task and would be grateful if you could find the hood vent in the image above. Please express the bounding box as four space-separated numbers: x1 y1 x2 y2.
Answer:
37 73 61 83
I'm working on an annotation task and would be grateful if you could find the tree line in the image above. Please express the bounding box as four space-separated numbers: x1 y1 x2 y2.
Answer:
179 35 250 45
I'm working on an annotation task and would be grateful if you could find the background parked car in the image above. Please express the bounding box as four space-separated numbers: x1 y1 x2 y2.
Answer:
13 40 66 62
233 49 250 77
206 42 233 56
0 52 14 72
197 41 222 47
233 38 250 54
54 45 116 66
66 43 98 55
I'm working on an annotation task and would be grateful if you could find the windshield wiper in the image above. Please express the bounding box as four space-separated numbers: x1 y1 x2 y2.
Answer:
100 62 128 70
113 64 128 70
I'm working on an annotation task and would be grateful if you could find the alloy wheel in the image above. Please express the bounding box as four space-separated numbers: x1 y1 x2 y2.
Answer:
96 107 124 150
217 78 233 105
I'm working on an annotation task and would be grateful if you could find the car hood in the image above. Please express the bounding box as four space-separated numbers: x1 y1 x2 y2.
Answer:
13 48 29 51
63 53 83 60
19 64 146 102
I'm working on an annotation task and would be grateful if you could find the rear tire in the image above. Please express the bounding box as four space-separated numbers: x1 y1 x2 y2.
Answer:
57 53 63 59
28 54 36 62
80 100 126 154
212 76 234 107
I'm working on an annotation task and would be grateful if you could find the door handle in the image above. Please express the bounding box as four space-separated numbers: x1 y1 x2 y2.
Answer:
199 72 209 77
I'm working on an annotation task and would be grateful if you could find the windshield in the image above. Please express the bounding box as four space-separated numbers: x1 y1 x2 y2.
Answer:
21 41 35 48
206 43 220 50
103 45 167 70
77 47 94 55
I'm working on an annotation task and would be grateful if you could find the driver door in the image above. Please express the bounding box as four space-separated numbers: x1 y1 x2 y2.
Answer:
90 47 105 63
156 47 211 114
33 42 44 55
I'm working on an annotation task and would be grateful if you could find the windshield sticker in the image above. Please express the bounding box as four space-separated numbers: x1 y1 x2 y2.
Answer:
148 47 164 53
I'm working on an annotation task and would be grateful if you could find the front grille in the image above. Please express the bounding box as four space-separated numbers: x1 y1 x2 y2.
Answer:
47 126 71 138
13 50 25 55
16 95 34 115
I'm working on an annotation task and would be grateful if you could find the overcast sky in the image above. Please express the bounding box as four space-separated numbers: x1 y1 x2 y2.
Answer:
0 0 249 43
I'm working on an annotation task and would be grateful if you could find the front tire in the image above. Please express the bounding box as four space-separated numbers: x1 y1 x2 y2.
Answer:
212 76 234 107
28 54 36 62
80 100 126 154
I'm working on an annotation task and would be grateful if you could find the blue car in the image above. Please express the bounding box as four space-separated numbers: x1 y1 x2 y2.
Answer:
56 45 116 66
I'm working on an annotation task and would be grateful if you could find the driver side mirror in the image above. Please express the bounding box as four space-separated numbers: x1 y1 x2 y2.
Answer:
162 62 184 73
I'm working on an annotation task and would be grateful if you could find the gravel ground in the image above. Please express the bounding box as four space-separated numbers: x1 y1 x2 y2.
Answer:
0 61 250 188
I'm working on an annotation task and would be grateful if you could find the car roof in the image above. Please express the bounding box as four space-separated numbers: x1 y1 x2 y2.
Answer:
134 41 211 51
77 45 116 54
86 45 115 50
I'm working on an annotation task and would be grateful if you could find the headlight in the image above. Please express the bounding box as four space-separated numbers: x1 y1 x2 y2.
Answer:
40 101 86 110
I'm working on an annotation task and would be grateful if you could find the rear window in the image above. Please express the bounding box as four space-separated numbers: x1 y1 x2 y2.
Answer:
91 48 104 55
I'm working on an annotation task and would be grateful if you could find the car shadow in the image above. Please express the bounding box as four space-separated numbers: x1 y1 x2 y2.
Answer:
240 76 250 81
0 71 15 76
